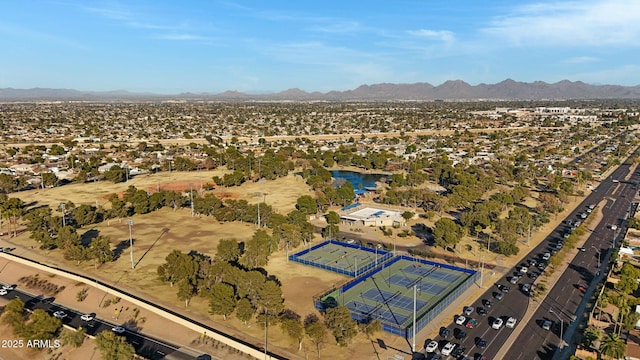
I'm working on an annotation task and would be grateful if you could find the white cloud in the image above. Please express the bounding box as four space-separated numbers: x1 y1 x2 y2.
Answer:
566 64 640 85
563 56 599 64
484 0 640 47
408 29 455 42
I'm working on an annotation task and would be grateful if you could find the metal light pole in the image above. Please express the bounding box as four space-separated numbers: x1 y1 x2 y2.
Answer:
127 219 134 269
549 308 564 350
412 283 417 352
59 203 66 227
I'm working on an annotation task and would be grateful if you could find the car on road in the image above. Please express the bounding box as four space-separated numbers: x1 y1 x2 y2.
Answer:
439 326 450 338
506 317 517 328
455 315 466 325
441 342 456 356
542 320 553 330
80 313 95 321
112 326 126 334
578 247 586 252
454 328 467 340
424 340 438 353
465 318 479 329
613 179 620 183
0 289 7 296
53 311 67 319
476 338 488 348
492 318 504 329
463 306 474 316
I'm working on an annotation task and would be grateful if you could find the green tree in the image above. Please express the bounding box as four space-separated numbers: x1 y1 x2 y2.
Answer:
433 218 464 250
305 314 327 358
1 298 25 330
89 235 113 267
236 297 255 325
325 211 340 225
104 165 127 183
279 310 304 350
41 172 58 187
241 230 277 269
19 309 61 342
324 306 358 346
95 330 136 360
60 327 86 347
599 332 626 359
295 195 318 215
209 283 237 319
216 239 241 262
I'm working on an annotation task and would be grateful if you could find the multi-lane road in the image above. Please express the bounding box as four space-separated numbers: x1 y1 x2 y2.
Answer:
420 157 639 360
0 285 210 360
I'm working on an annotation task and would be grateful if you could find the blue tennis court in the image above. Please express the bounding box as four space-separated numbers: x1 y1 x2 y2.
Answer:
360 288 427 311
346 301 411 325
387 274 448 295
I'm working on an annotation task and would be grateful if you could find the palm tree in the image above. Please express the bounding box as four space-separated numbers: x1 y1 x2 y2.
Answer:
599 333 626 360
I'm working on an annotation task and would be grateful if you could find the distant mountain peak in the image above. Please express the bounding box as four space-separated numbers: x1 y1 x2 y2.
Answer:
1 79 640 101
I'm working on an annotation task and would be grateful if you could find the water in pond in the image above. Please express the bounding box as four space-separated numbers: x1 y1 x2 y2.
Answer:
330 170 387 190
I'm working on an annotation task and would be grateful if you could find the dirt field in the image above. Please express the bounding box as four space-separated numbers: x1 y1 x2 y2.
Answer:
15 170 313 215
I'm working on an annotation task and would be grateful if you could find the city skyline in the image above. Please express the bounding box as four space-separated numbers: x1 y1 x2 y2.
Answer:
2 0 640 94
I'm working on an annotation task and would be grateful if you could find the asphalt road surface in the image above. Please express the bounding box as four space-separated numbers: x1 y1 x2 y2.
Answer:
418 157 639 360
0 286 208 360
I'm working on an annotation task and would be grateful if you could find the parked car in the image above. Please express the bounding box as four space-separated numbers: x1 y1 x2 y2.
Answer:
112 326 126 334
494 292 504 301
0 289 7 296
454 328 467 340
542 252 551 261
522 283 531 293
1 284 16 291
477 307 487 316
542 320 553 330
463 306 474 316
476 338 488 348
424 340 438 353
506 317 517 328
451 346 466 357
509 275 521 284
455 315 466 325
441 342 456 356
439 326 450 338
492 318 504 329
482 299 493 308
465 318 479 329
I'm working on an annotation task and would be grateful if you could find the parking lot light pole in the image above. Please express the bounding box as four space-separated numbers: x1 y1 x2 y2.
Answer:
549 308 564 350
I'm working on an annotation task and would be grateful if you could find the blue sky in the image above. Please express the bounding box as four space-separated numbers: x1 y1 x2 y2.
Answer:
2 0 640 93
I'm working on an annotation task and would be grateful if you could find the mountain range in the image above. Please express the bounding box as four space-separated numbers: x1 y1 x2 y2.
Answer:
2 79 640 101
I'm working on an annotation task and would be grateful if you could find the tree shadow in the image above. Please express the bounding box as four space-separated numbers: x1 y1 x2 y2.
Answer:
80 229 100 247
112 238 134 261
